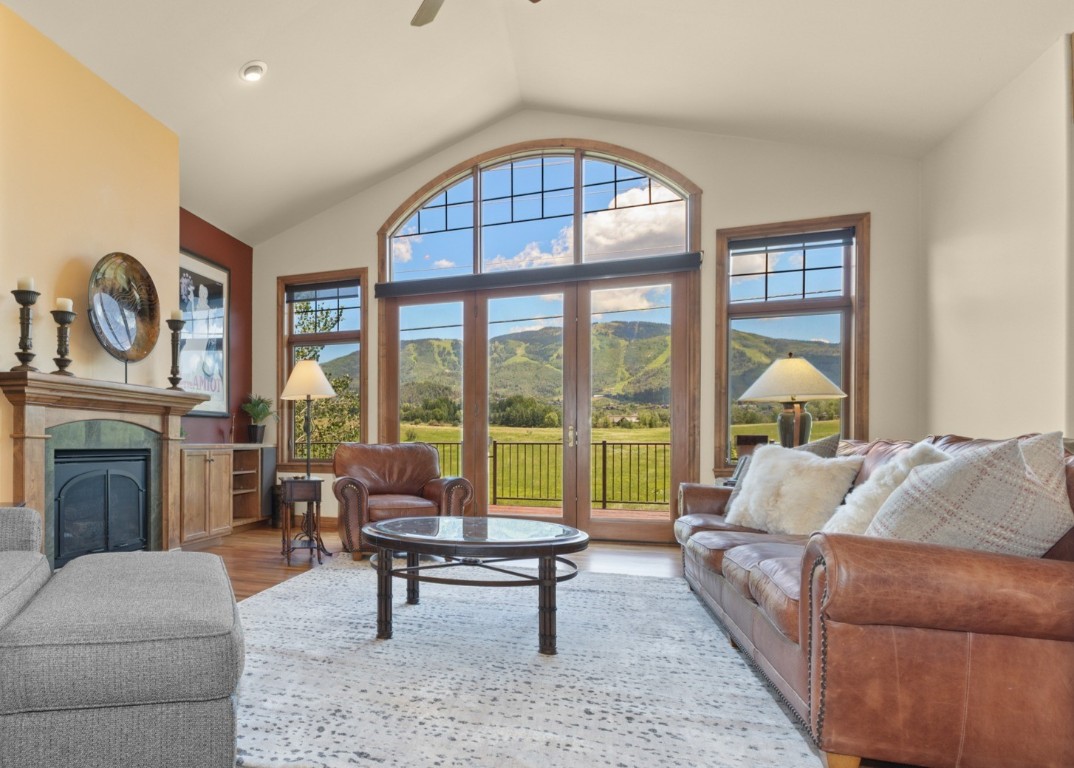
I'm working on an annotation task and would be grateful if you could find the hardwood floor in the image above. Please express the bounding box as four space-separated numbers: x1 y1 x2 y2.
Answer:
196 522 683 601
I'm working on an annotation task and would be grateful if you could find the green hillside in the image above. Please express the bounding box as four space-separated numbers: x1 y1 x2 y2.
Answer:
397 321 840 408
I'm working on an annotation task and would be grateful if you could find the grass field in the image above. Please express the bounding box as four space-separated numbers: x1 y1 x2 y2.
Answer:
400 420 841 507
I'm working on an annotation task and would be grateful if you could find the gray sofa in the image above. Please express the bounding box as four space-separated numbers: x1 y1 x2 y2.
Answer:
0 507 244 768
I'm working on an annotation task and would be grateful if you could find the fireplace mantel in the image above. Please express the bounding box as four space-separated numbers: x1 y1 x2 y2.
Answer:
0 372 208 550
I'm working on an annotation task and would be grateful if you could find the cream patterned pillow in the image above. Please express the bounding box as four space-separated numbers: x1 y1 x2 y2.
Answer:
866 432 1073 557
726 444 864 534
823 441 949 535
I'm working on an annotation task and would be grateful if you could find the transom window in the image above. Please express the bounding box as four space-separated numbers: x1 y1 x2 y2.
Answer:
388 150 689 284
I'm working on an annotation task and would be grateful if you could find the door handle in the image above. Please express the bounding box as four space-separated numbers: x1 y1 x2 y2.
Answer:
567 425 576 448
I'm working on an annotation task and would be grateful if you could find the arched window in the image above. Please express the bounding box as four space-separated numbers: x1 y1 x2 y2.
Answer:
385 146 693 288
377 140 700 544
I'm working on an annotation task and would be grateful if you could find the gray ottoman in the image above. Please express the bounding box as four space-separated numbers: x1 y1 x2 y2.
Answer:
0 550 244 768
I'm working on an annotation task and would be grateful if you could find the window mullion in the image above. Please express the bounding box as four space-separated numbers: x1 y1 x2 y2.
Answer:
473 165 482 275
573 149 583 264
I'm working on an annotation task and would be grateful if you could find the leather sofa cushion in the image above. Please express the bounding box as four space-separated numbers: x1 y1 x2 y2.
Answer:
367 494 437 521
838 438 914 487
749 556 803 642
674 513 760 546
685 530 805 573
333 442 441 495
722 541 806 601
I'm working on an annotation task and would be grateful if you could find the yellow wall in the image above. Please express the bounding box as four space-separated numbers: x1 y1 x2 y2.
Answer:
0 5 179 501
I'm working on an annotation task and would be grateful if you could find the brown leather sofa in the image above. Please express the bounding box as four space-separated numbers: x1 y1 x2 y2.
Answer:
332 442 475 558
676 434 1074 768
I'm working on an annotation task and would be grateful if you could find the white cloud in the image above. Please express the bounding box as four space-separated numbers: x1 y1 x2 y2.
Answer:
391 236 414 263
591 285 668 315
433 259 456 269
583 186 686 261
484 239 572 272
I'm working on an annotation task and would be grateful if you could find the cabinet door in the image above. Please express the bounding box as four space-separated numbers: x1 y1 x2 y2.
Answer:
181 450 210 542
208 449 233 537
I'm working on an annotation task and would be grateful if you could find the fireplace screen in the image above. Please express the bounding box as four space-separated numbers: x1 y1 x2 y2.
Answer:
54 449 149 567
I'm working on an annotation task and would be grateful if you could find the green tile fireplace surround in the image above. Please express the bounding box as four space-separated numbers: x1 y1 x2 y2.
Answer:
0 372 207 559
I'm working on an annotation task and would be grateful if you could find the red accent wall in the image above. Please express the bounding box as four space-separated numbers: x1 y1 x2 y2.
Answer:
179 208 253 443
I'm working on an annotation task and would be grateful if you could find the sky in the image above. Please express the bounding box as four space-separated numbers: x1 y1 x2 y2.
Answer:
390 155 843 348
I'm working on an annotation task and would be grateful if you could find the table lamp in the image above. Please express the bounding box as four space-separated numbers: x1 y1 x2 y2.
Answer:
280 359 337 478
738 352 846 447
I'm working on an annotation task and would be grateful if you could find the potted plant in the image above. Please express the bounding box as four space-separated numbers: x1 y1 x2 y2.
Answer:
241 393 277 444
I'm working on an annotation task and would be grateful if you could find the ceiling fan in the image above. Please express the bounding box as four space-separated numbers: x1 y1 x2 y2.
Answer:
412 0 542 27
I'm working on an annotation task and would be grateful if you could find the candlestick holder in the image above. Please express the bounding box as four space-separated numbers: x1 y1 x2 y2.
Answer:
11 289 40 372
50 310 76 376
166 317 185 389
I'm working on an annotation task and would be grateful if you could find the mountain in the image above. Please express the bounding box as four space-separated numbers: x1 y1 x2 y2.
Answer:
397 321 840 407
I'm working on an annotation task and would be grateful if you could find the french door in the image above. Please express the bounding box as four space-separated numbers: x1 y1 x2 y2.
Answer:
382 273 693 543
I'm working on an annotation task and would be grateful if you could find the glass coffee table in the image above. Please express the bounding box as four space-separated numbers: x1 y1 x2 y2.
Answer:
362 516 590 655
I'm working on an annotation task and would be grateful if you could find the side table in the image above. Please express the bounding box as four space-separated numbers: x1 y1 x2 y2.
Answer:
280 477 332 565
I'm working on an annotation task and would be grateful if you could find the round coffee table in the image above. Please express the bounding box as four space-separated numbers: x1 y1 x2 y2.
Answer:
362 515 590 655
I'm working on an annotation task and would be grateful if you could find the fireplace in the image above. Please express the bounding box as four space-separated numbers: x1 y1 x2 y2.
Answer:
0 372 207 563
53 449 149 567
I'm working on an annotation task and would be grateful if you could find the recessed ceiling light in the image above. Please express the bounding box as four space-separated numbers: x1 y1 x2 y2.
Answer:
240 61 267 82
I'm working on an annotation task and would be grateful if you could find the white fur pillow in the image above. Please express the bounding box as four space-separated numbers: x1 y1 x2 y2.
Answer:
823 441 949 535
726 444 864 534
866 432 1073 557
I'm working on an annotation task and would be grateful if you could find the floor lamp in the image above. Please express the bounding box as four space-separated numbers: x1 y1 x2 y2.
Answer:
280 359 336 478
738 353 846 448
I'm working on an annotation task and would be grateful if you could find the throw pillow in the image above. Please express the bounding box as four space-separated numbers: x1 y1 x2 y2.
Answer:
823 440 949 535
726 444 864 534
866 432 1073 557
726 434 841 516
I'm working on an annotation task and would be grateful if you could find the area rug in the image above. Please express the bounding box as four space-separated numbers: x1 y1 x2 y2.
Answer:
235 559 819 767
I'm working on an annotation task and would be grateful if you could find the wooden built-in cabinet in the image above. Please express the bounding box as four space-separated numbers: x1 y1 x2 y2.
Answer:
180 444 276 545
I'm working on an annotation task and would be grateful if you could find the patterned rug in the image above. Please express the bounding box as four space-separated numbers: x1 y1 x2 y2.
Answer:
235 558 819 767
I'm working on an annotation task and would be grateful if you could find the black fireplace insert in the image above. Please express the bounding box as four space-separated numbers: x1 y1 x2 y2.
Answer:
53 449 149 567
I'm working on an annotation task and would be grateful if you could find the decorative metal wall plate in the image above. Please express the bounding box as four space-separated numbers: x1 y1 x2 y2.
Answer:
87 252 160 362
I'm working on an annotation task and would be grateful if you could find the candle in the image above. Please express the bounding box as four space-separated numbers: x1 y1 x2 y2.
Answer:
17 277 33 291
171 309 184 321
55 298 73 312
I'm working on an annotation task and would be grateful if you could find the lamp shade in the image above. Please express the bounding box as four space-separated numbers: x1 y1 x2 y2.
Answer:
739 353 846 403
280 360 336 400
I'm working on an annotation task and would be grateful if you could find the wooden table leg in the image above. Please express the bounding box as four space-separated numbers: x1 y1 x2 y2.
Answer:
538 553 557 655
376 545 393 640
281 501 293 565
406 551 420 604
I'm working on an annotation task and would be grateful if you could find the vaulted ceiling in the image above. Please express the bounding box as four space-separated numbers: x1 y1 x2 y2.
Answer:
5 0 1074 245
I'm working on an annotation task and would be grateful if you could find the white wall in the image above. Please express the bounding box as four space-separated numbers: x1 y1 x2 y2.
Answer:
254 109 925 513
922 38 1071 438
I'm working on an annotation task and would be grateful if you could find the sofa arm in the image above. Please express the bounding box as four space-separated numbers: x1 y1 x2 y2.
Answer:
678 482 732 518
0 507 42 552
805 533 1074 642
422 476 476 516
332 476 371 552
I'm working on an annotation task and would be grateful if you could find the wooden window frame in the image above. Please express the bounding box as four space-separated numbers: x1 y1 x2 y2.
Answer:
376 140 704 519
714 213 870 476
276 267 368 472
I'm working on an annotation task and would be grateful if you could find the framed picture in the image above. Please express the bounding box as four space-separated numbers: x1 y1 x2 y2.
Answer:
179 251 229 416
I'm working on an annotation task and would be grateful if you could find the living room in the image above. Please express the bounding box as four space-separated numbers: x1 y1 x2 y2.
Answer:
2 2 1074 767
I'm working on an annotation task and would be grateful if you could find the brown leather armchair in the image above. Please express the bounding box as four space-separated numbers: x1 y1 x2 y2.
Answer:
332 442 475 558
